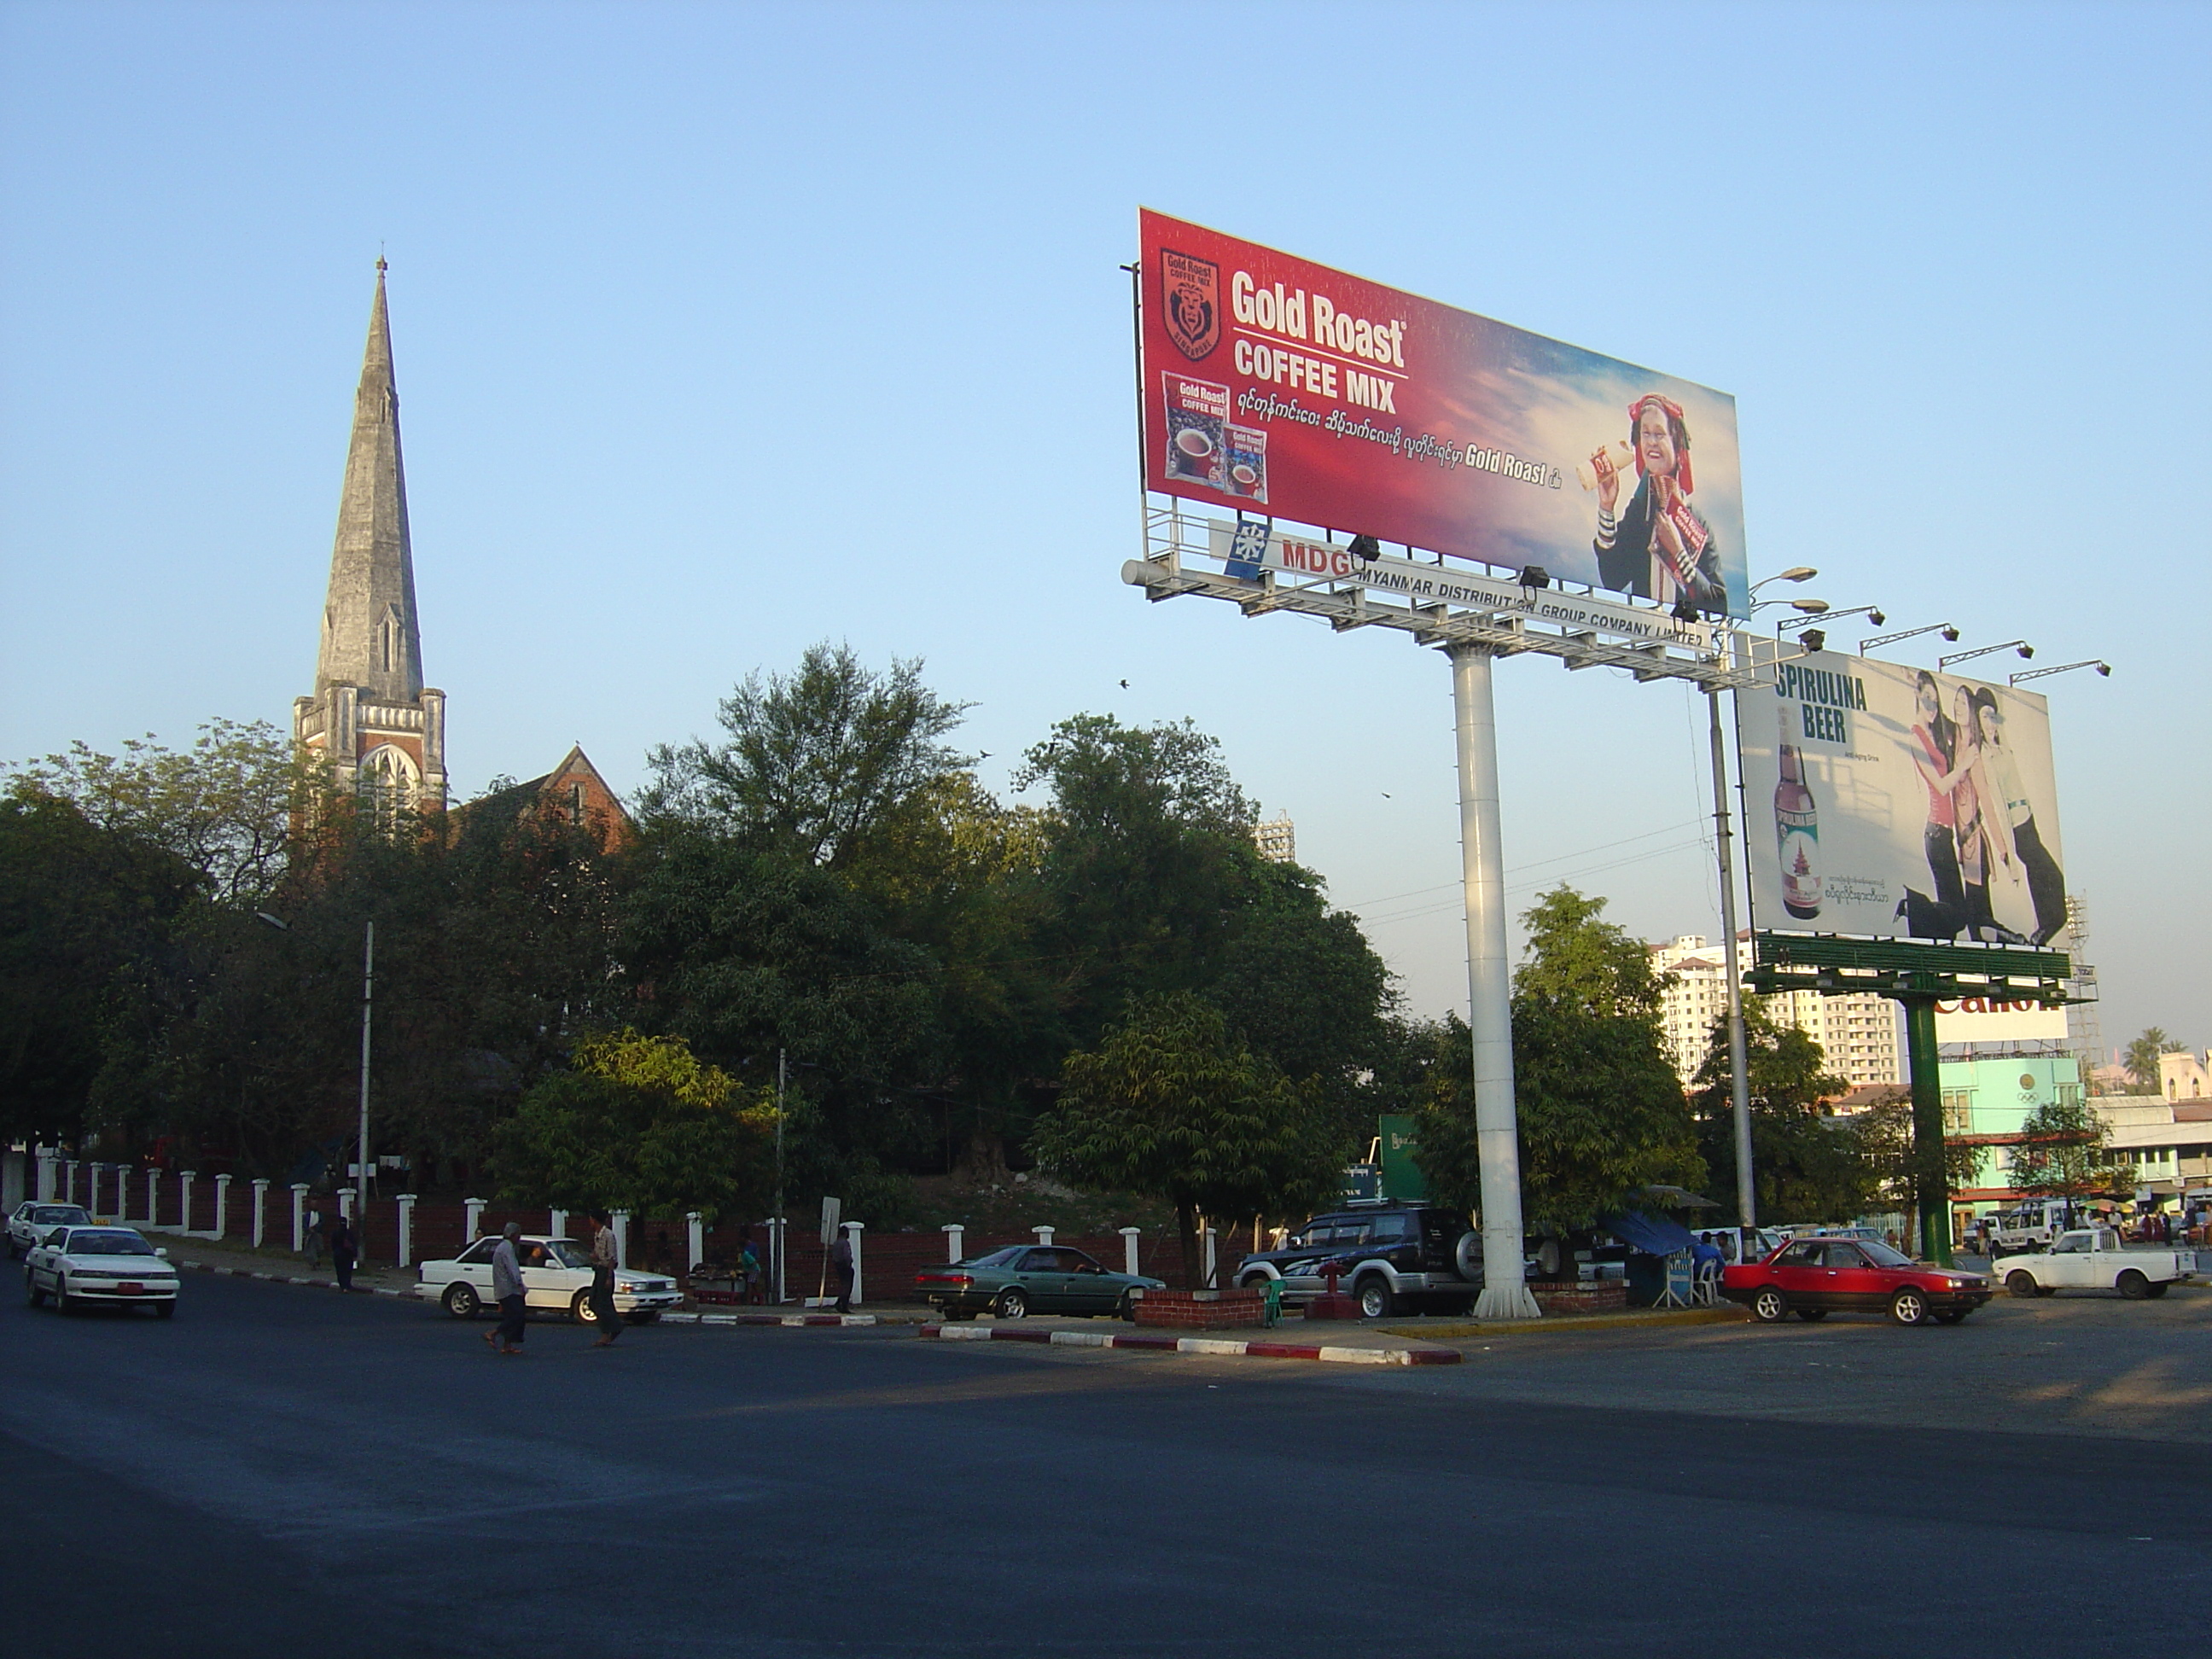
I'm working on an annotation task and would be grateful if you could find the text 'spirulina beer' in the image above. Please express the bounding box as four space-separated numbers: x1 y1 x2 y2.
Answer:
1774 708 1821 920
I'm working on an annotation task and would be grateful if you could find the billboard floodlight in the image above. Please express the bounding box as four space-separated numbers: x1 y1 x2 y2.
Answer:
1516 565 1550 591
2011 659 2111 686
1941 640 2034 669
1859 622 1959 655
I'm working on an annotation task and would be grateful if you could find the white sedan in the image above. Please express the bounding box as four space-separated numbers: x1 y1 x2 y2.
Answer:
9 1202 90 1258
25 1226 180 1316
415 1235 681 1327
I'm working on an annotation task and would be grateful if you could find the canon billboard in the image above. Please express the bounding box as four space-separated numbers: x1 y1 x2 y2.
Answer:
1739 651 2069 949
1139 209 1750 617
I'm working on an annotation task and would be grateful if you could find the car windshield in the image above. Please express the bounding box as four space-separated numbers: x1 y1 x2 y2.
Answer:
1858 1240 1916 1268
961 1248 1025 1268
67 1230 156 1256
32 1206 90 1225
544 1241 594 1269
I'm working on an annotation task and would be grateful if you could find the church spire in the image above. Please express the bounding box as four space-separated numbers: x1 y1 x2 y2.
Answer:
314 259 423 703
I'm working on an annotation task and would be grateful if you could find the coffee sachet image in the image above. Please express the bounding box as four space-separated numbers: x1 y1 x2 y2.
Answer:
1162 372 1231 488
1224 425 1267 502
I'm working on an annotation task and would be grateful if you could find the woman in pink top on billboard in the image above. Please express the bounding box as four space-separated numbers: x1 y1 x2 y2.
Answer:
1589 394 1726 615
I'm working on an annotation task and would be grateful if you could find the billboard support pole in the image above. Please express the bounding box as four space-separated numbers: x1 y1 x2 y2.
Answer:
1450 643 1540 1320
1705 687 1757 1227
1902 997 1953 1266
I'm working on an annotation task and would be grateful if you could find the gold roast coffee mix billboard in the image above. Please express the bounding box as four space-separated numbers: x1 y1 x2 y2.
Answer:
1738 651 2069 948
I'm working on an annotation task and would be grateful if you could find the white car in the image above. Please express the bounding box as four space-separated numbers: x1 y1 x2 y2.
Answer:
25 1225 180 1316
8 1202 91 1259
1997 1228 2193 1300
415 1235 681 1327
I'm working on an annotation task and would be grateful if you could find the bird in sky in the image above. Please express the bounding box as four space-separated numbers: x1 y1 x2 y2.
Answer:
1119 678 1129 689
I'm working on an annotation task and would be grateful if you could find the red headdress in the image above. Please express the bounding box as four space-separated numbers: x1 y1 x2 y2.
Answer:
1627 393 1692 495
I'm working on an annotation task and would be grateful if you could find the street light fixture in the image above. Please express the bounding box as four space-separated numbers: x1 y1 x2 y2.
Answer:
2011 659 2110 686
1860 623 1960 656
1750 567 1818 593
1940 640 2034 670
255 910 375 1244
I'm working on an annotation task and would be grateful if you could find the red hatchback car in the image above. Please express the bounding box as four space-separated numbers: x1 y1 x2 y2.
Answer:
1722 1236 1994 1326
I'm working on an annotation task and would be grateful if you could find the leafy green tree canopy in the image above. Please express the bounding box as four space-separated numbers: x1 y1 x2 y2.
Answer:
1690 1004 1862 1224
1029 992 1343 1288
2008 1098 2128 1204
2123 1027 2185 1091
495 1029 776 1222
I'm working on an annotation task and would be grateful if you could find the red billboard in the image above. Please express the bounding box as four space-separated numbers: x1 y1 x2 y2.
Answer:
1138 209 1750 617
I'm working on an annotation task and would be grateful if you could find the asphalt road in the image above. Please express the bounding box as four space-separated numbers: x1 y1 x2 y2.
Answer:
3 1275 2207 1657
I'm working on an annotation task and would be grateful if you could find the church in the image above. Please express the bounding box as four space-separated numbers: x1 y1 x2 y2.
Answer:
294 265 627 842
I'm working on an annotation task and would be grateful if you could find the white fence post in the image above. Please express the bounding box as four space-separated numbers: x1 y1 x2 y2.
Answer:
178 1170 195 1234
290 1184 309 1252
549 1207 568 1240
63 1159 78 1208
610 1210 631 1268
396 1193 416 1269
1031 1224 1054 1248
463 1196 486 1243
146 1169 160 1228
35 1150 55 1202
943 1223 964 1263
1203 1226 1218 1289
1120 1226 1141 1276
845 1222 864 1307
212 1173 232 1239
336 1187 354 1225
252 1179 270 1249
685 1211 705 1274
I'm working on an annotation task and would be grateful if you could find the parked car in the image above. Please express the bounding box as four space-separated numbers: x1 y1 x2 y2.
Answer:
1721 1237 1993 1326
914 1246 1164 1320
1995 1229 2192 1300
24 1225 179 1316
415 1236 682 1325
8 1202 90 1259
1987 1200 2079 1255
1235 1204 1488 1319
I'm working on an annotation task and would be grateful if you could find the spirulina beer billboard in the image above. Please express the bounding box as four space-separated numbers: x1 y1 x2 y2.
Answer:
1139 209 1751 617
1738 651 2070 948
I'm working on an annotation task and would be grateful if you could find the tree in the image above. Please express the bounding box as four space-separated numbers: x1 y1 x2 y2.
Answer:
642 642 970 866
1690 1004 1864 1224
1415 888 1703 1233
2008 1098 2129 1210
2123 1027 2185 1092
6 719 323 903
495 1029 777 1222
1854 1092 1982 1219
1029 992 1345 1289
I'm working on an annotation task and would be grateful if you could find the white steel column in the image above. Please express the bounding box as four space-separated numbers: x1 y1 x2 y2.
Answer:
1707 685 1757 1228
685 1212 704 1274
845 1222 864 1307
252 1179 270 1249
1450 643 1540 1320
463 1196 486 1243
290 1184 310 1251
1120 1226 1141 1276
212 1173 232 1238
942 1223 964 1263
396 1193 416 1268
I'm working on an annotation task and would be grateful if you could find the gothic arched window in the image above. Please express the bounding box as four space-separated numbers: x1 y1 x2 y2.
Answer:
358 744 422 833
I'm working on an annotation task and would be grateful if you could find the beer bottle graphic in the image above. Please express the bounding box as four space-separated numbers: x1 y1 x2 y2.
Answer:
1774 708 1822 920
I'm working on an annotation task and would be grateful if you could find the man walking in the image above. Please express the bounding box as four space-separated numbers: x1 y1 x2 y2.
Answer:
830 1224 854 1315
486 1221 527 1354
329 1212 357 1292
587 1210 621 1348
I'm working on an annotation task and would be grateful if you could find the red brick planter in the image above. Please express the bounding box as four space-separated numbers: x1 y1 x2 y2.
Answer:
1529 1280 1629 1316
1132 1289 1266 1330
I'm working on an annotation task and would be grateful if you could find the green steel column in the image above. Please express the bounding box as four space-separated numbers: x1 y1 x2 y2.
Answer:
1901 997 1952 1266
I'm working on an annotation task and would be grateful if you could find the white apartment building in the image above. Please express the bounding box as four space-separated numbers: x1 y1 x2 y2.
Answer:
1650 934 1903 1093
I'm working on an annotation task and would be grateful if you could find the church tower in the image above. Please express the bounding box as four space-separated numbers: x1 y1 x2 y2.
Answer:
294 262 448 812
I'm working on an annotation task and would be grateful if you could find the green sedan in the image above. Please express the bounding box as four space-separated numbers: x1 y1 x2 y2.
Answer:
915 1244 1166 1320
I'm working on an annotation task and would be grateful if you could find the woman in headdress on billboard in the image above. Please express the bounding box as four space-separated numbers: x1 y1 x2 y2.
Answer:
1970 687 2067 944
1898 670 1967 939
1588 394 1726 614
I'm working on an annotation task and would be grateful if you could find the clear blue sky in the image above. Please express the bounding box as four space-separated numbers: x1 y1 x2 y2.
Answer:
3 1 2203 1050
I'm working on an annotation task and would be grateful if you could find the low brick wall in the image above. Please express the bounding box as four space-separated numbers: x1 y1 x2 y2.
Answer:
1530 1279 1629 1317
1133 1289 1267 1330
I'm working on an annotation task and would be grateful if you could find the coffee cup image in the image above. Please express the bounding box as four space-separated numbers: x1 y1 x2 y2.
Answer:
1230 463 1258 492
1175 428 1214 463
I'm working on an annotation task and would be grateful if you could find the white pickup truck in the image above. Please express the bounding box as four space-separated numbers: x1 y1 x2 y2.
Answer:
1997 1228 2192 1300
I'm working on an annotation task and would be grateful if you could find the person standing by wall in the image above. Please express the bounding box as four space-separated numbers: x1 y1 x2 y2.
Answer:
303 1206 327 1271
329 1212 356 1292
486 1221 527 1354
830 1225 855 1314
587 1210 621 1348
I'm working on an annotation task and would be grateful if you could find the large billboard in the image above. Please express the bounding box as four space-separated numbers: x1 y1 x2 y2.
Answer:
1139 209 1750 617
1739 652 2070 948
1934 998 2072 1044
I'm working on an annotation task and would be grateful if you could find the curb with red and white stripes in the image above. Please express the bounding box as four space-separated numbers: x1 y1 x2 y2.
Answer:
662 1311 887 1329
923 1324 1462 1365
183 1260 412 1296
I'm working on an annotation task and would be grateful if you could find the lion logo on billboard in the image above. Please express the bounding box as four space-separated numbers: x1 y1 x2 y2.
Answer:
1161 248 1220 361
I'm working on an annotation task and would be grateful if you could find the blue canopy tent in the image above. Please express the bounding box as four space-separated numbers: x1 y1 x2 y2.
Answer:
1601 1209 1703 1307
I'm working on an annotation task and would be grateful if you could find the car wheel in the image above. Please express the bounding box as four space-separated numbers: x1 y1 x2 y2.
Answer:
995 1287 1028 1320
54 1278 74 1315
572 1289 600 1324
2143 1281 2170 1299
1355 1277 1395 1321
441 1283 481 1320
1889 1287 1930 1326
2116 1270 2150 1301
26 1272 44 1307
1115 1290 1137 1321
1793 1307 1828 1321
155 1301 175 1319
1749 1285 1789 1323
2006 1271 2040 1299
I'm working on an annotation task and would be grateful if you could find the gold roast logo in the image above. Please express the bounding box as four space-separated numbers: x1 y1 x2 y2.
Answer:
1161 247 1220 361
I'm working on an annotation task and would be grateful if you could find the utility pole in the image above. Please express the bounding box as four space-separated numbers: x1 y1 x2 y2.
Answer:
1706 688 1757 1227
356 922 374 1248
773 1048 788 1303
